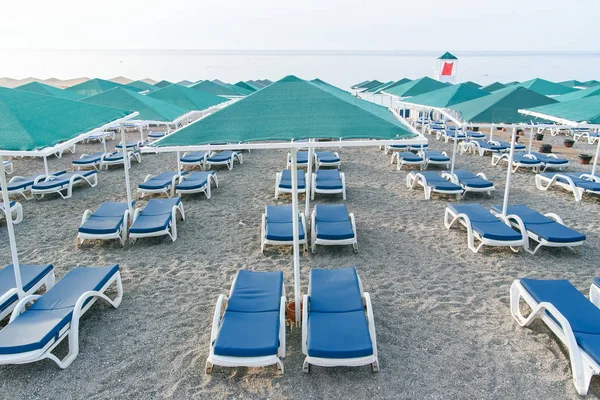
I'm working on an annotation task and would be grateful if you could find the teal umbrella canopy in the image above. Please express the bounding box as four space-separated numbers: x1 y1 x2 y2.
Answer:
438 52 458 60
189 80 243 97
234 81 257 93
153 75 416 147
15 81 84 101
524 96 600 125
480 82 506 92
402 83 489 108
516 78 578 96
461 81 482 89
0 87 132 152
154 80 173 88
385 77 448 97
555 86 600 102
126 80 159 93
65 78 127 97
374 78 412 94
147 84 228 111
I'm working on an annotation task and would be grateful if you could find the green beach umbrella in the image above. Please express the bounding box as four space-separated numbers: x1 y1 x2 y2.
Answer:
517 78 578 96
154 80 173 88
246 80 267 89
358 80 384 90
147 84 228 112
384 77 448 97
558 80 584 88
462 81 482 89
233 81 257 93
189 80 244 97
126 80 159 93
480 82 506 92
215 81 252 96
80 87 189 123
401 83 489 108
362 81 394 93
15 81 84 101
504 81 520 87
176 80 194 87
582 80 600 88
65 78 127 97
554 86 600 102
438 51 458 60
449 86 556 124
351 80 372 89
374 78 413 94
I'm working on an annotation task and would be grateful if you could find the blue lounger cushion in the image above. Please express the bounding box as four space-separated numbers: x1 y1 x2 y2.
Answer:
78 202 131 235
397 152 423 162
116 141 142 149
452 170 493 189
314 204 354 240
208 151 238 162
32 171 96 190
315 151 340 163
448 204 522 241
419 172 462 191
490 204 586 243
129 197 181 234
103 152 126 162
531 153 568 165
265 205 305 241
295 152 309 164
495 141 525 150
2 171 66 191
429 124 445 130
0 265 118 355
541 173 600 192
512 154 541 165
309 267 363 313
466 130 485 139
424 151 450 162
520 279 600 364
176 172 215 191
214 270 283 357
389 144 409 149
180 152 207 163
278 170 305 190
72 152 104 165
148 131 165 138
139 171 185 191
315 169 343 190
478 141 507 151
0 264 54 313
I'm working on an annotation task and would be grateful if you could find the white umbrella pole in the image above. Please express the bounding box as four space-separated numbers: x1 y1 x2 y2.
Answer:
139 124 144 143
43 156 49 176
290 147 301 326
592 137 600 177
528 125 534 154
305 141 312 214
0 155 24 298
501 127 518 217
489 124 494 141
121 124 133 213
176 151 182 178
450 129 459 175
102 136 107 154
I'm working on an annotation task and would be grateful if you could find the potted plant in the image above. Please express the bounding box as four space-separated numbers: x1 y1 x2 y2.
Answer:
534 133 544 141
564 138 575 148
539 144 552 153
286 301 303 323
579 154 593 165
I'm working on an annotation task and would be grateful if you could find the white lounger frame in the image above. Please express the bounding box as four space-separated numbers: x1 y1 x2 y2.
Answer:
101 151 141 170
286 152 309 168
0 269 55 320
424 151 450 169
535 173 600 202
73 153 106 170
129 201 185 242
444 206 526 253
391 151 425 170
310 206 358 253
261 210 308 252
0 270 122 369
311 171 346 200
275 171 307 199
407 172 462 200
491 153 542 173
3 160 13 175
441 171 495 197
6 174 57 200
314 152 341 170
31 172 98 200
301 274 379 372
0 201 23 224
77 207 131 247
139 173 185 198
461 140 506 157
436 130 466 143
510 279 600 395
490 209 584 254
573 130 599 144
206 275 286 374
206 151 243 171
175 173 218 199
180 151 208 170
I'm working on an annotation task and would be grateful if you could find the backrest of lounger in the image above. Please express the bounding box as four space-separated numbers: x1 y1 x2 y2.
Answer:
309 267 363 313
315 204 349 223
492 204 553 225
226 270 283 313
266 205 293 223
29 265 119 311
93 202 130 218
316 151 338 160
280 169 305 183
448 204 498 223
141 197 181 216
520 279 600 334
187 171 213 182
316 169 341 180
151 171 178 182
454 170 477 180
419 172 446 183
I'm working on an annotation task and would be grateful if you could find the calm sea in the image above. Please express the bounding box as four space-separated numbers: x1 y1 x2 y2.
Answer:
2 49 599 88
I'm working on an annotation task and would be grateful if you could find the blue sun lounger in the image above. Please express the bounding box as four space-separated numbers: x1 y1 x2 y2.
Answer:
437 129 466 143
465 130 486 140
510 278 600 395
441 169 495 196
392 151 425 170
129 197 185 242
31 170 98 200
536 172 600 202
72 152 105 170
275 169 306 198
101 150 141 169
444 204 525 253
138 171 187 198
462 140 508 156
148 131 166 140
180 151 208 169
2 170 66 200
175 171 218 198
492 153 543 172
427 123 446 134
311 169 346 200
78 202 133 246
261 205 307 252
206 151 242 170
493 140 526 152
116 140 144 150
0 200 23 224
490 204 586 254
311 204 357 253
529 152 568 170
302 267 379 372
423 150 450 168
286 151 309 167
3 160 13 174
407 171 463 200
314 151 341 169
0 264 55 320
206 270 286 374
0 265 122 369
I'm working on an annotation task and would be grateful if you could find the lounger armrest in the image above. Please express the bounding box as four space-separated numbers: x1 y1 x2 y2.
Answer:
80 154 89 159
132 208 142 223
210 294 228 344
143 174 154 183
476 172 489 181
0 288 18 308
544 212 565 225
302 294 309 355
363 292 378 359
9 294 42 322
81 209 93 225
8 175 26 183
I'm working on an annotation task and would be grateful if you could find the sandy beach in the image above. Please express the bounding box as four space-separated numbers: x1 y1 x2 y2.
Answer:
0 127 599 399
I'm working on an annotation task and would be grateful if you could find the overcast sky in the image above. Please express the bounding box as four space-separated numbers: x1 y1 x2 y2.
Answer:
0 0 597 51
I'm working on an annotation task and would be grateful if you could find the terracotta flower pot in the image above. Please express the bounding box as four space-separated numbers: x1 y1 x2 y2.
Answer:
564 139 575 148
286 301 303 323
535 134 544 141
579 154 593 165
539 144 552 153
